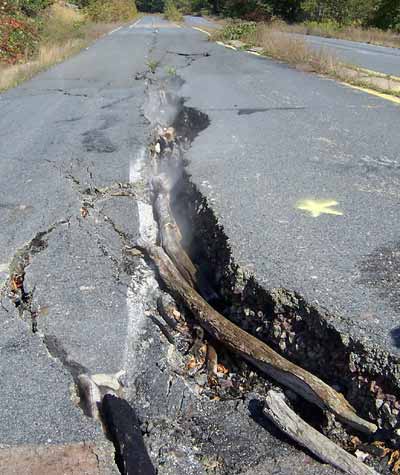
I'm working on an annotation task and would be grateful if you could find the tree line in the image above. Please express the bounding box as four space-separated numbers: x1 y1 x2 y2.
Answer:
136 0 400 30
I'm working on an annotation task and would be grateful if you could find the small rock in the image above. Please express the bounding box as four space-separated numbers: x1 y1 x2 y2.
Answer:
220 379 233 389
194 373 208 386
272 325 281 339
382 402 392 418
355 450 369 462
279 340 286 352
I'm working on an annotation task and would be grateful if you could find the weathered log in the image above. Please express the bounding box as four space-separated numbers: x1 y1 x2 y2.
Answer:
263 390 379 475
137 241 377 435
102 395 156 475
152 174 218 302
152 175 198 289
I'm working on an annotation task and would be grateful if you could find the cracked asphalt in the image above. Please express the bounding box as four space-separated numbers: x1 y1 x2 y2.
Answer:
0 15 398 475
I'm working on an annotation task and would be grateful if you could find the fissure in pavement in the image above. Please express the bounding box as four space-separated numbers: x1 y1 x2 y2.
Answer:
141 70 400 473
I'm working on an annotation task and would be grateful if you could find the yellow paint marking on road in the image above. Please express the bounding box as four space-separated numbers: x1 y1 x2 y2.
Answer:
340 82 400 105
216 41 237 50
192 27 211 37
247 50 263 57
350 65 400 82
296 199 344 218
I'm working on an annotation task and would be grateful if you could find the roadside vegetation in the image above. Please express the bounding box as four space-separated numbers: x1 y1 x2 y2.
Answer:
164 0 183 21
213 21 400 97
138 0 400 49
0 0 138 91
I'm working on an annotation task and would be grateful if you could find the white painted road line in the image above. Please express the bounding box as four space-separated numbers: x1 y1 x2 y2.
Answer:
192 26 211 37
129 18 142 29
108 26 122 35
216 41 237 50
247 50 263 57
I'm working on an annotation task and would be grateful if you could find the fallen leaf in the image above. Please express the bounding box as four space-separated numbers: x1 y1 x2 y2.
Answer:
393 458 400 474
172 309 181 319
217 363 229 375
80 207 89 218
350 436 361 449
389 450 400 467
129 248 143 257
187 356 197 370
10 274 23 291
371 441 391 458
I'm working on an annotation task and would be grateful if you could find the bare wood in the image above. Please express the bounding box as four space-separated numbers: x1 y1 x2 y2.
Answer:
138 241 377 435
263 391 379 475
152 175 198 289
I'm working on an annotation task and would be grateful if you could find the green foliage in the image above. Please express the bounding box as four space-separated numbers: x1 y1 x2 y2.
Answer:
165 65 176 75
147 58 159 72
136 0 164 12
14 0 54 17
219 20 256 40
0 15 39 63
85 0 138 21
372 0 400 30
301 0 374 24
164 0 183 20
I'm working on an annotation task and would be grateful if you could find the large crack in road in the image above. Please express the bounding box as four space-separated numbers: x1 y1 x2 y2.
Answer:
2 21 400 475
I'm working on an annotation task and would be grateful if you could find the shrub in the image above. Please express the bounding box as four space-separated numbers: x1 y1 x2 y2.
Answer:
164 0 183 21
0 15 40 63
85 0 138 22
40 3 85 43
219 21 257 40
6 0 55 17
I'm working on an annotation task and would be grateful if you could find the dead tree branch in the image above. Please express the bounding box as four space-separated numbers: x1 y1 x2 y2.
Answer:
263 390 379 475
137 241 377 435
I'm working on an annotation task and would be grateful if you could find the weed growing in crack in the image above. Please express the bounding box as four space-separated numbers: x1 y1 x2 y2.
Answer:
165 65 177 76
147 59 160 74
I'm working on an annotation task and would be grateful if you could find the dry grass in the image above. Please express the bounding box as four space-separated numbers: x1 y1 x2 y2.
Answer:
50 2 85 24
0 1 133 92
0 20 121 92
249 24 400 96
244 25 339 75
269 20 400 49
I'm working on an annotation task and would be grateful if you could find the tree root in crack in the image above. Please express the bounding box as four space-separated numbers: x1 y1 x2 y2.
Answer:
136 240 377 435
152 174 217 301
152 174 197 289
263 390 379 475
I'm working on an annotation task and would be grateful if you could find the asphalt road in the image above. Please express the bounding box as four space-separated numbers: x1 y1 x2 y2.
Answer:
184 14 400 76
152 26 400 357
299 33 400 76
0 15 398 474
0 19 150 452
